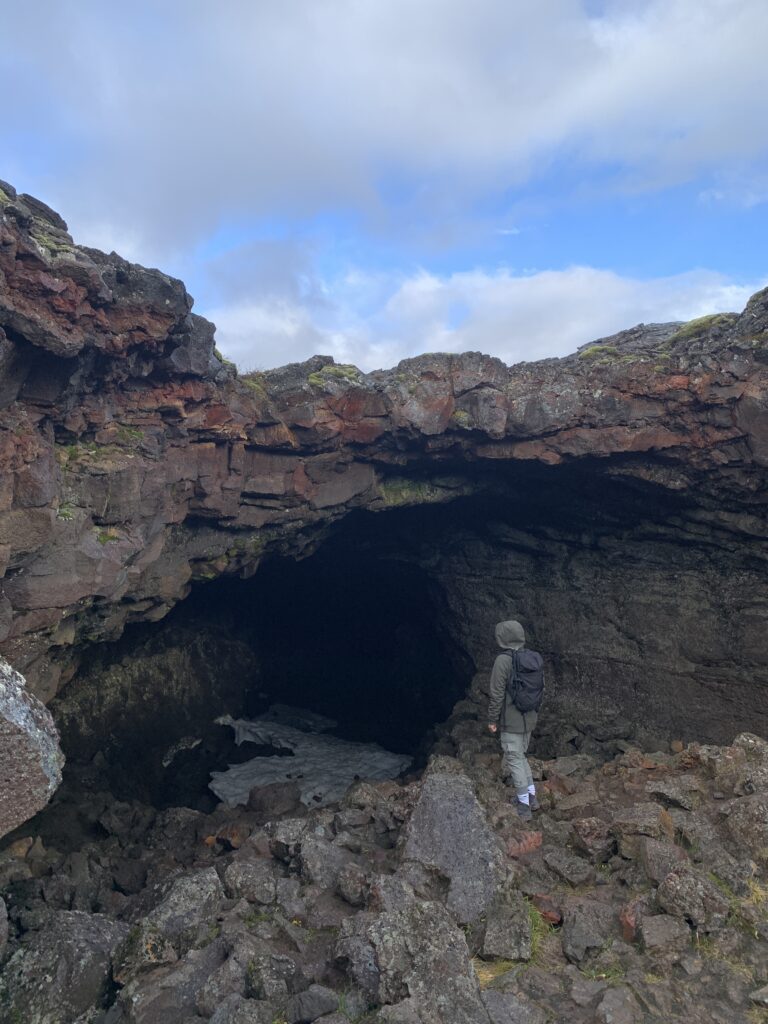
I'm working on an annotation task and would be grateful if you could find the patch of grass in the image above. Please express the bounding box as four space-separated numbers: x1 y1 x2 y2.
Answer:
670 312 736 343
471 956 517 988
307 363 361 388
56 502 75 521
746 878 768 907
243 908 273 928
96 529 120 545
527 900 555 963
115 425 144 444
242 372 268 399
578 344 619 361
579 962 625 983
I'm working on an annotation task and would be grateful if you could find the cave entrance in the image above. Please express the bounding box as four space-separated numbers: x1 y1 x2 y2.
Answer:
54 510 473 810
196 541 469 753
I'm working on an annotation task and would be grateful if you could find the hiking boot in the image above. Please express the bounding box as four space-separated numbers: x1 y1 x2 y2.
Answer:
529 794 541 812
515 800 532 821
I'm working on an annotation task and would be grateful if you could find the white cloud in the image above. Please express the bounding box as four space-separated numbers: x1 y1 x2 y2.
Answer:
3 0 768 258
209 265 765 373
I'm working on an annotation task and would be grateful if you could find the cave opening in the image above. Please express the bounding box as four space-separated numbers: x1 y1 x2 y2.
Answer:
54 504 477 811
47 452 766 823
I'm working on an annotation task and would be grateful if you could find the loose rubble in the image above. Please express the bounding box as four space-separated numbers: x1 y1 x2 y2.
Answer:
0 689 766 1024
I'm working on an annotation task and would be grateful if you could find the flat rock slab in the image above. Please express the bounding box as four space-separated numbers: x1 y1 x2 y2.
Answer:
401 758 505 925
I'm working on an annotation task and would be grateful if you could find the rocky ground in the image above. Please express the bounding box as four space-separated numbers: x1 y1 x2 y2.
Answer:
1 674 767 1024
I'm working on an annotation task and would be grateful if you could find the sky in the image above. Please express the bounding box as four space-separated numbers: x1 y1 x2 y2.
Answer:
2 0 768 372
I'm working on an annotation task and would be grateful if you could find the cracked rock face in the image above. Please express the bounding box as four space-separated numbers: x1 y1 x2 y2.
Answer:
0 657 63 838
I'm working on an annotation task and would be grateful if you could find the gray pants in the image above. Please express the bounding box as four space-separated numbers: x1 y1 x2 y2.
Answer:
501 730 533 795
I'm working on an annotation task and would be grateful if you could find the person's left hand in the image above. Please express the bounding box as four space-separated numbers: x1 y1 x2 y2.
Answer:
488 723 497 734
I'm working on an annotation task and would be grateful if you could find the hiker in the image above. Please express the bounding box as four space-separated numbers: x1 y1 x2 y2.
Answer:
487 619 544 821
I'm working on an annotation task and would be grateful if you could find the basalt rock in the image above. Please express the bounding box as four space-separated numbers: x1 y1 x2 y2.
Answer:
0 657 63 839
1 183 768 829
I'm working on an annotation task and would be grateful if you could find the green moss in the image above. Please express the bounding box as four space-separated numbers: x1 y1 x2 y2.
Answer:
96 529 119 545
451 409 472 428
242 372 268 399
56 502 75 521
115 425 144 444
578 344 619 361
378 477 447 507
308 364 361 388
670 313 736 343
29 226 75 256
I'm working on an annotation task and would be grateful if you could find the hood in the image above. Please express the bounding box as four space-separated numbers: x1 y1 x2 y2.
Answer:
495 620 525 650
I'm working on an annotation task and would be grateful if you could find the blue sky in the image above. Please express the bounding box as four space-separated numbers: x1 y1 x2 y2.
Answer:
2 0 767 371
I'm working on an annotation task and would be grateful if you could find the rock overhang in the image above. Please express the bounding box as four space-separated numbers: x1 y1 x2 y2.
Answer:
0 181 767 824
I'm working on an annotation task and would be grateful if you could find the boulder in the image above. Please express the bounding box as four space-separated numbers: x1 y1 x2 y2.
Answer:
543 848 595 887
560 899 616 963
639 914 691 952
482 890 532 961
0 658 64 839
248 780 304 819
336 892 489 1021
482 989 548 1024
656 866 729 932
284 983 340 1023
400 758 505 925
725 794 768 859
116 937 227 1024
223 858 279 904
0 910 128 1024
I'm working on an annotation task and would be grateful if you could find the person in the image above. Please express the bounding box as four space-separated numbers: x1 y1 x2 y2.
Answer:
487 619 542 821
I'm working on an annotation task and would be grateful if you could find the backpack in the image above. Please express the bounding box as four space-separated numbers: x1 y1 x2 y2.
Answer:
505 649 545 714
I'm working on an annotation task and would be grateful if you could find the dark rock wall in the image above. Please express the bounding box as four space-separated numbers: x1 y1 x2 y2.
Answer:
2 181 768 777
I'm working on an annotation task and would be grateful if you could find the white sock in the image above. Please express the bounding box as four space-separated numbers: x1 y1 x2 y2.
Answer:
517 791 530 805
528 784 536 796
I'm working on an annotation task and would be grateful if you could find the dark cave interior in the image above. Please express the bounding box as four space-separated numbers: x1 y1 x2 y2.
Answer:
50 456 742 814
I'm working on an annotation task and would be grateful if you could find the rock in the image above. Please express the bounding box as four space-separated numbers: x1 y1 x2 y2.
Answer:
245 950 297 999
543 848 595 887
299 833 355 890
750 983 768 1006
267 818 309 863
248 780 304 819
482 890 532 961
0 895 7 955
0 658 64 839
0 910 128 1024
223 858 278 904
337 861 369 907
560 899 616 963
656 866 729 932
482 989 548 1023
639 913 691 951
400 758 505 925
116 866 225 977
116 938 227 1024
336 892 489 1020
570 817 615 863
637 837 689 885
194 934 264 1016
595 986 642 1024
284 983 339 1022
645 776 703 810
725 794 768 859
209 994 276 1024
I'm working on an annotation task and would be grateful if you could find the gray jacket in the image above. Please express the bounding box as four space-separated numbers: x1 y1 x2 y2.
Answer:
487 620 539 734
